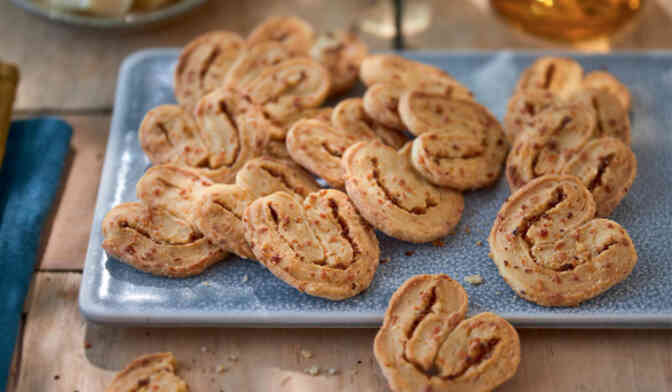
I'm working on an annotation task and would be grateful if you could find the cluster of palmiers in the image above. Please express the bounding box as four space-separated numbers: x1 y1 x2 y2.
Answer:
99 18 640 391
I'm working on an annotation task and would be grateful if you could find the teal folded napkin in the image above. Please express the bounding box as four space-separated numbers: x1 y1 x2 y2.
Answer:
0 117 72 390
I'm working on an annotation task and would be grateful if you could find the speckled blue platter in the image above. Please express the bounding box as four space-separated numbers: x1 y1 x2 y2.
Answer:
80 49 672 327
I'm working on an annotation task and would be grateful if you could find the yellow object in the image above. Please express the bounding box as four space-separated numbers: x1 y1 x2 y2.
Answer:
0 62 19 170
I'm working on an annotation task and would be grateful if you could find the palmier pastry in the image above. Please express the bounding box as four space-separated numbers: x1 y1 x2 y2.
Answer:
310 30 368 95
515 56 583 98
105 352 189 392
247 16 315 54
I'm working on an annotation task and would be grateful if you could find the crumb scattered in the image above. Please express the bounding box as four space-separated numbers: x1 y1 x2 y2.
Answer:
304 365 320 376
216 364 229 374
201 346 208 353
242 274 249 283
381 256 391 264
432 239 445 247
84 341 92 349
53 375 60 381
405 250 415 257
357 360 362 365
300 349 314 359
488 252 494 259
327 368 339 376
464 274 484 285
228 352 239 362
202 280 211 287
475 240 483 246
464 225 471 234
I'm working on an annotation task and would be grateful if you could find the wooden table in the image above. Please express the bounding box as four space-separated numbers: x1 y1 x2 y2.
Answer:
3 1 672 391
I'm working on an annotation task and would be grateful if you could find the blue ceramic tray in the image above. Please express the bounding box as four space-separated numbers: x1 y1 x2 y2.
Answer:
80 49 672 327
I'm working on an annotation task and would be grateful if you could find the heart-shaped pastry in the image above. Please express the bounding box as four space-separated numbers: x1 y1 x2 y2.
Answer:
583 70 631 111
194 157 321 259
192 87 270 183
332 97 408 149
310 31 368 95
360 54 472 98
243 189 380 300
105 352 188 392
562 137 637 217
363 82 408 130
343 141 464 243
374 274 521 392
138 105 208 167
247 16 315 54
245 58 331 132
399 90 508 190
515 56 583 98
174 31 245 111
489 175 638 306
102 202 225 277
570 88 631 145
224 41 296 91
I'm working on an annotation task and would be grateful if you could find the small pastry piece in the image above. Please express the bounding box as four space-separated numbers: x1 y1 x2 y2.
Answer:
506 106 596 192
102 202 225 278
503 89 559 143
193 87 270 183
243 189 380 300
359 54 472 99
105 352 189 392
245 58 331 131
562 137 637 217
363 83 407 130
489 175 638 306
310 31 368 95
343 141 464 243
247 16 315 55
194 157 320 259
515 56 583 98
174 31 245 110
138 105 208 167
224 41 296 90
374 274 521 392
399 90 508 190
583 70 631 111
571 88 631 145
333 98 408 149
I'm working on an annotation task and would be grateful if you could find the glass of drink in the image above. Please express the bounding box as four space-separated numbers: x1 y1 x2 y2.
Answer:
490 0 645 42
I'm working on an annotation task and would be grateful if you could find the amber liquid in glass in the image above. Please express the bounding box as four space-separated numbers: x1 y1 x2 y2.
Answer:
491 0 644 41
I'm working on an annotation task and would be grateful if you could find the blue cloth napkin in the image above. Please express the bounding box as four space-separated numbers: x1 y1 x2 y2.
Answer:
0 118 72 390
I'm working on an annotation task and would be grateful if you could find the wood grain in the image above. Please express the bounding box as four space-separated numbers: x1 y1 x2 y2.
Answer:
36 115 109 270
16 273 672 392
0 0 387 111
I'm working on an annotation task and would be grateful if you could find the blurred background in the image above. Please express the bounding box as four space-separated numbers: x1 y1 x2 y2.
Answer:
2 0 671 113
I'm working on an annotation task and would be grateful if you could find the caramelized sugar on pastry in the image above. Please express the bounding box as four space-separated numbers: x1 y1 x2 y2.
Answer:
138 105 208 167
243 189 380 300
398 90 508 190
583 70 631 111
174 31 245 110
247 16 315 54
245 58 331 132
489 175 637 306
562 137 637 217
102 202 225 278
194 157 320 259
343 141 464 243
193 87 270 183
374 274 521 392
332 98 408 149
515 56 583 98
105 352 189 392
310 30 368 95
224 41 296 90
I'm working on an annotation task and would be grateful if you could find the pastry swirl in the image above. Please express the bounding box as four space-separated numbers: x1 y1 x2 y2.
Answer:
105 352 188 392
247 16 315 55
489 175 638 306
243 189 380 300
374 274 521 392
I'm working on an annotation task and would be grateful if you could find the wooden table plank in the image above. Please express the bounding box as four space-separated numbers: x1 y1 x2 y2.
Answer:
407 0 672 51
31 115 109 270
16 273 672 392
0 0 388 111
